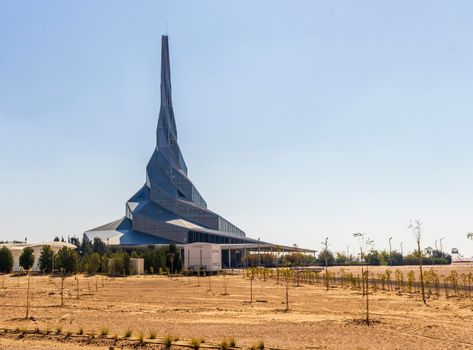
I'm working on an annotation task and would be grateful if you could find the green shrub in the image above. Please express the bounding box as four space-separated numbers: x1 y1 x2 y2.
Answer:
110 253 125 276
0 246 14 273
19 247 35 270
55 247 79 275
86 253 101 275
39 245 54 273
124 329 132 338
101 256 110 275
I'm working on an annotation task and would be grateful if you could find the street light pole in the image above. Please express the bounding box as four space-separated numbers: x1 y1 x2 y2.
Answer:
439 237 445 253
388 237 392 266
400 242 404 256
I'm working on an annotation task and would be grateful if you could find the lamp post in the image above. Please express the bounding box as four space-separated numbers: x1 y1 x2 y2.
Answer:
388 237 392 266
439 237 445 253
400 241 404 256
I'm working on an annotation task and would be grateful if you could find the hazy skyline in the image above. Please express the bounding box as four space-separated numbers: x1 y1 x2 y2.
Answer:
1 1 473 256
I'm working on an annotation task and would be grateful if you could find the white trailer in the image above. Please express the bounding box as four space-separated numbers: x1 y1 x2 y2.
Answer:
184 243 221 272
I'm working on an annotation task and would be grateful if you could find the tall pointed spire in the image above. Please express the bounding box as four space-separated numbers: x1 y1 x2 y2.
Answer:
156 35 182 172
159 35 177 138
160 35 172 107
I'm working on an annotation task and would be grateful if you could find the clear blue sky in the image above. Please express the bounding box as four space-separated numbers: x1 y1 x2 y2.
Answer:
1 1 473 256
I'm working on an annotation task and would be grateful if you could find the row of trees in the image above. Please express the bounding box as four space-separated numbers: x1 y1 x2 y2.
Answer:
0 246 36 273
0 245 79 274
329 249 451 266
0 239 183 276
0 229 452 274
244 248 451 268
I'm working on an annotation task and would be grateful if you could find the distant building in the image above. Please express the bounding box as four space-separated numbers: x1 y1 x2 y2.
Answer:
84 35 259 247
83 35 315 265
2 242 75 272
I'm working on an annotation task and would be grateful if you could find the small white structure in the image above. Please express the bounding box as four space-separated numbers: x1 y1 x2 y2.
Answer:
2 242 76 272
184 243 221 272
130 258 144 275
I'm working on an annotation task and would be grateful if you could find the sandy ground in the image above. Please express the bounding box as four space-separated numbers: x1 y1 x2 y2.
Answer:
0 270 472 349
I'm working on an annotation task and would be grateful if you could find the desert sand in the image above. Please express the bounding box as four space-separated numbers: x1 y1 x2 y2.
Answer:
0 269 472 349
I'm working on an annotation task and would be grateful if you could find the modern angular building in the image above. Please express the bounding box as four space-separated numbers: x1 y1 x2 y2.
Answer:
84 36 260 247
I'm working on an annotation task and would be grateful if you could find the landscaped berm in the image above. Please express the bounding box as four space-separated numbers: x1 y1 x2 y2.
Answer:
0 267 473 350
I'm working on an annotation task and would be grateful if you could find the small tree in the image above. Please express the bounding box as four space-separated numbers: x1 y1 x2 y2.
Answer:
19 247 35 271
0 246 14 273
110 253 125 276
86 253 101 275
25 271 31 318
408 219 427 305
81 236 93 256
123 252 131 275
321 237 330 291
39 245 54 273
317 249 335 266
335 252 351 265
167 252 175 274
389 251 404 265
55 247 79 275
92 238 107 256
167 243 182 272
101 256 110 275
365 250 383 265
285 277 289 311
353 233 374 326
